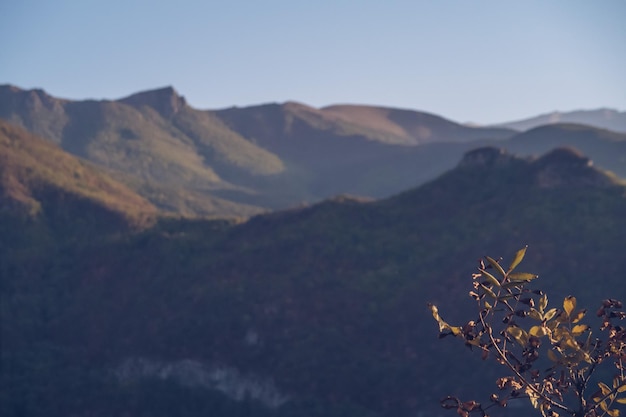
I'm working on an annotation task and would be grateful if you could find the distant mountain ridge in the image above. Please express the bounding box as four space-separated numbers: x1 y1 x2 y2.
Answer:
457 145 621 188
119 85 187 117
0 84 518 216
494 108 626 133
215 101 513 148
2 84 626 219
3 142 625 417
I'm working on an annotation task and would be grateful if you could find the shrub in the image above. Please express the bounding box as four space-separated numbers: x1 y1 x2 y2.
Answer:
429 247 626 417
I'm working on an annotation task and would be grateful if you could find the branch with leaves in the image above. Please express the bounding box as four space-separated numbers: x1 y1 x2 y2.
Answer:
429 246 626 417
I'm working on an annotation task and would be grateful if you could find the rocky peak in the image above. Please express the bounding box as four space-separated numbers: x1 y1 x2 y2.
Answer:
532 147 613 188
535 147 591 168
119 86 186 117
456 146 617 189
457 146 517 168
0 85 68 143
0 84 64 112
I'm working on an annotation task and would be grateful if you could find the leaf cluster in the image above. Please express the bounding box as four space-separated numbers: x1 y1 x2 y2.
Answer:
430 247 626 417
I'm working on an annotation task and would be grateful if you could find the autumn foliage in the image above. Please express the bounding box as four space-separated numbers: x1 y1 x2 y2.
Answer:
430 247 626 417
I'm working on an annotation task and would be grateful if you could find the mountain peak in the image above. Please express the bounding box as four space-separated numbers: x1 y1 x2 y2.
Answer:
0 84 24 94
536 146 590 167
455 146 618 189
0 84 65 109
532 147 615 188
119 86 186 117
457 146 518 168
495 108 626 133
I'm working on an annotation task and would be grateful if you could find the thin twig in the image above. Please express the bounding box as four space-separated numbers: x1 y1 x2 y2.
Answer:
479 313 572 415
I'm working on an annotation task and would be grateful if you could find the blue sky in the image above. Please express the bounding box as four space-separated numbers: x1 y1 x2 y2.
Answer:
1 0 625 124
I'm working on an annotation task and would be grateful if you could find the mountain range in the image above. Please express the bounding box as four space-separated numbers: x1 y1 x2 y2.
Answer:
2 84 626 417
493 108 626 133
4 84 624 219
2 120 626 416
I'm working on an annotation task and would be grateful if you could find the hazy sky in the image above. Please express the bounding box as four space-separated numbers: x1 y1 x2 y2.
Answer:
1 0 625 124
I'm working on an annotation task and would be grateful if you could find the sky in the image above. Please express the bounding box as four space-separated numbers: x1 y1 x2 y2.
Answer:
1 0 625 124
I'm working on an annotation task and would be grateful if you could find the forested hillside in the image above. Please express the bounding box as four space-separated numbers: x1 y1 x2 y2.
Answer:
2 143 625 417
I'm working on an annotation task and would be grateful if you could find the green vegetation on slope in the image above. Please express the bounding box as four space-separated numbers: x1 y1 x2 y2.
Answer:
0 119 156 226
3 145 625 417
505 123 626 179
11 84 626 220
0 85 284 217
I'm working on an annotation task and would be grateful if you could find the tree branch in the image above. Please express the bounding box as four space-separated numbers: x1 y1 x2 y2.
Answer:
479 313 572 415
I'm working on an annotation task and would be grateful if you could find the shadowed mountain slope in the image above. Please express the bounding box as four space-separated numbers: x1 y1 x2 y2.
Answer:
214 101 514 155
502 123 626 179
320 104 514 144
3 145 625 417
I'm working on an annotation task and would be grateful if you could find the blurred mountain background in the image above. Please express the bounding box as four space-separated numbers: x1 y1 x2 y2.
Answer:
1 85 626 417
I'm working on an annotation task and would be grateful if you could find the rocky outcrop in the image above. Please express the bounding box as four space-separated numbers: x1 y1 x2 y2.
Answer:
120 86 187 117
457 146 618 188
533 147 615 188
0 85 68 143
457 146 519 168
114 357 289 409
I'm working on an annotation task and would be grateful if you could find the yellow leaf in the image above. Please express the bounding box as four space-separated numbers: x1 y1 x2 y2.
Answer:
450 326 463 336
572 324 589 336
555 311 569 323
539 293 548 313
563 296 576 317
543 308 558 321
617 397 626 404
529 325 549 337
485 256 506 278
508 272 539 282
599 382 612 396
563 334 579 350
528 309 543 321
599 400 609 412
502 281 524 289
571 309 586 324
429 304 464 336
547 350 559 362
429 304 448 332
429 304 441 320
552 327 565 340
508 246 528 273
480 283 497 300
507 326 528 347
618 384 626 393
507 326 522 338
547 319 560 331
608 408 620 417
480 269 501 287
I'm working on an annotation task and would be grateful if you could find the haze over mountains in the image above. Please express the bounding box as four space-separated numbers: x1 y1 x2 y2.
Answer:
2 139 625 417
494 108 626 133
2 83 626 417
3 84 625 218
